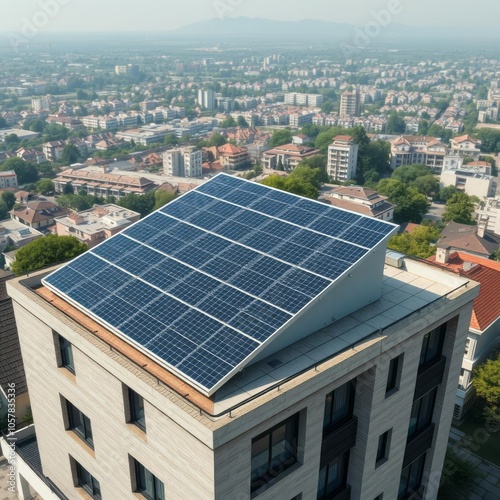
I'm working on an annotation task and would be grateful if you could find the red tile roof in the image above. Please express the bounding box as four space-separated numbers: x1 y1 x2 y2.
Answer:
428 252 500 331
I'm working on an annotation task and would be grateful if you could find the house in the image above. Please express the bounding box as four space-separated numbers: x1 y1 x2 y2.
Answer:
437 220 500 258
292 134 311 145
390 136 447 172
205 143 251 170
0 170 18 190
10 201 70 230
440 165 497 199
262 143 320 170
15 147 46 164
428 250 500 419
1 173 479 500
323 186 395 221
54 204 140 249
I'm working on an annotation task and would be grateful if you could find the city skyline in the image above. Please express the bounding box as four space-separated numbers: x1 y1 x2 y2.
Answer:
1 0 498 34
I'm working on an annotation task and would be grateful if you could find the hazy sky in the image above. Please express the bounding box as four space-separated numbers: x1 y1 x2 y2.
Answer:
1 0 497 33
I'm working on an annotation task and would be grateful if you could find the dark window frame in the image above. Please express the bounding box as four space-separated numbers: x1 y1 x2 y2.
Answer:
386 355 403 396
57 333 75 374
323 379 356 433
376 430 392 467
128 388 146 431
317 450 350 500
75 461 101 500
419 324 446 371
408 388 438 441
133 458 165 500
251 413 300 495
66 400 93 448
398 453 426 500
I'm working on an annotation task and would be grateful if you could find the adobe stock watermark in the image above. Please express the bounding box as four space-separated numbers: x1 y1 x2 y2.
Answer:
8 0 72 50
6 383 17 494
340 0 414 58
213 0 243 19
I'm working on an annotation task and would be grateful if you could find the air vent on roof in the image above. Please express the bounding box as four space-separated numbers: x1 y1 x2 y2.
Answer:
267 359 283 369
385 251 405 268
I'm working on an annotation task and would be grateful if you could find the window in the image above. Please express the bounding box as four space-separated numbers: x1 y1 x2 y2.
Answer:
317 451 350 500
251 413 300 494
408 388 437 440
323 379 356 432
58 334 75 373
75 461 101 499
133 458 165 500
386 355 403 395
66 400 93 448
376 430 392 466
128 388 146 431
398 453 426 500
419 324 446 370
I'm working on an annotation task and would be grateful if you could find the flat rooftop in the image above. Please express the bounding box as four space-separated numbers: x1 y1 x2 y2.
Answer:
29 256 471 418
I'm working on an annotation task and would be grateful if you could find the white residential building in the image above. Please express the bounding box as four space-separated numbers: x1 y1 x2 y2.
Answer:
163 147 203 178
198 89 216 110
0 170 18 189
328 135 359 182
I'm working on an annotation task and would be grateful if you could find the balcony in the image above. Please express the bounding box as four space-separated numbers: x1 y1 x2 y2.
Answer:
403 424 435 468
414 356 446 401
321 417 358 465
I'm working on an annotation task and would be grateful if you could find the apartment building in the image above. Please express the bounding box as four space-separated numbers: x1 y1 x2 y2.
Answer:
476 197 500 235
206 143 251 170
31 95 52 113
54 204 140 249
340 90 360 117
284 93 324 107
328 135 359 182
115 64 139 76
0 170 18 189
449 135 482 159
440 166 497 199
289 112 315 128
163 147 203 178
3 174 478 500
391 136 447 171
198 89 216 110
82 116 119 131
262 143 320 170
53 169 157 198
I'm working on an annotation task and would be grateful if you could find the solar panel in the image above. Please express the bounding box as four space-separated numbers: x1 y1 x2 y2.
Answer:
43 173 397 396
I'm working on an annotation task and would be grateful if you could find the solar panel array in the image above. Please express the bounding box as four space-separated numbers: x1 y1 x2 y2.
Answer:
43 174 396 395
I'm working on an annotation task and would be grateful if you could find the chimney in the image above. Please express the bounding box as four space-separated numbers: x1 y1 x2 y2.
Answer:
477 216 488 238
436 246 451 264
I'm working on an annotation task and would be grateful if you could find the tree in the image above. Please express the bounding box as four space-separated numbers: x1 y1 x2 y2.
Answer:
388 225 440 258
237 115 249 128
438 449 482 499
63 182 74 195
0 157 38 184
0 200 8 220
61 144 80 164
393 188 430 224
11 235 88 275
443 193 476 224
36 178 55 195
164 134 179 146
438 185 458 202
208 133 227 147
392 164 431 185
418 119 429 136
260 170 319 199
410 175 440 197
0 116 7 128
154 190 177 210
297 155 329 184
119 191 155 217
386 111 406 134
220 116 237 128
428 124 452 142
1 191 16 210
269 129 293 148
473 353 500 425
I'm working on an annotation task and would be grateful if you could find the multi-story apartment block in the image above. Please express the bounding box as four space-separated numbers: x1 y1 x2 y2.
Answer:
3 174 479 500
289 112 315 128
163 147 203 178
31 95 52 113
198 89 216 110
340 90 360 117
284 93 324 107
429 249 500 419
328 135 359 182
115 64 139 76
54 204 140 249
207 143 251 170
440 166 497 199
449 135 482 159
390 136 447 171
0 170 18 189
476 197 500 235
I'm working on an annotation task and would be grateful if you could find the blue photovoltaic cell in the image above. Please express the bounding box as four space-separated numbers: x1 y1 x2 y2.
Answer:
43 173 396 395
